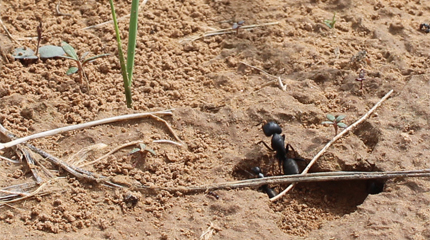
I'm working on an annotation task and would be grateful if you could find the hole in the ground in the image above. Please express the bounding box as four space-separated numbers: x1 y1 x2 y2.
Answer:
353 121 382 151
232 156 386 237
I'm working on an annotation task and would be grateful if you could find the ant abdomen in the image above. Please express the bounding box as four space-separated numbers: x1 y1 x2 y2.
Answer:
262 185 277 198
252 166 278 198
283 158 300 175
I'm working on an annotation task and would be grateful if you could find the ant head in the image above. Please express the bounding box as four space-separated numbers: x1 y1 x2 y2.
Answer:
262 121 282 137
251 166 261 174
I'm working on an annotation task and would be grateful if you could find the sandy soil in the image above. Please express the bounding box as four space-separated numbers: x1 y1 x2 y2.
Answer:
0 0 430 239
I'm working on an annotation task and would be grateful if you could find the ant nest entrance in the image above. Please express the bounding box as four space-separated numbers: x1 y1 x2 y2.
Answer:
232 157 385 237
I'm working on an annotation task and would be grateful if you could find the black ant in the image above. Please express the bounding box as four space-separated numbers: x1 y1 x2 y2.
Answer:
419 23 430 33
252 167 277 198
258 122 303 175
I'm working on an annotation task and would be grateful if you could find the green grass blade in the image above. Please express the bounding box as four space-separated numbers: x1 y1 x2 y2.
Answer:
83 53 110 64
61 41 79 60
126 0 140 85
66 67 79 75
108 0 133 108
59 56 76 60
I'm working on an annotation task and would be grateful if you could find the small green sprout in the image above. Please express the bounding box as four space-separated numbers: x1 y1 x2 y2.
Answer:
324 12 336 29
322 114 348 135
61 41 109 83
129 143 156 156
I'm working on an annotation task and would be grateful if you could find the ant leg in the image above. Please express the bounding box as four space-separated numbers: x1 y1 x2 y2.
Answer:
285 143 295 154
257 140 274 151
286 144 305 162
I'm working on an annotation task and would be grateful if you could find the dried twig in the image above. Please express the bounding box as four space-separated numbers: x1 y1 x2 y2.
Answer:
138 169 430 193
0 183 38 201
270 89 394 201
200 222 216 240
79 140 144 167
0 110 173 150
56 1 73 17
0 124 120 186
0 18 19 44
239 62 287 91
153 139 183 147
0 155 20 164
68 143 107 166
18 145 43 183
0 180 54 205
0 124 43 183
180 22 279 44
149 114 182 142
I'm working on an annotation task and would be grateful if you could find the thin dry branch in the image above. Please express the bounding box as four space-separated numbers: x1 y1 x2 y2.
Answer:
239 62 287 91
137 169 430 193
68 143 107 166
0 110 173 150
0 155 20 163
180 22 279 44
0 182 37 201
56 1 72 17
270 89 394 201
200 222 216 240
79 140 144 167
0 179 56 205
0 18 19 44
153 139 183 146
0 128 121 186
0 123 43 183
149 114 182 142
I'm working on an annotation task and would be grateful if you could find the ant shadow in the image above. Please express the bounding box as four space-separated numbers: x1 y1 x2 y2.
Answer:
232 143 309 180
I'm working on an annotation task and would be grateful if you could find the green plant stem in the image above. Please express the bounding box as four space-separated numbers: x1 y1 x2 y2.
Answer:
127 0 139 86
108 0 133 108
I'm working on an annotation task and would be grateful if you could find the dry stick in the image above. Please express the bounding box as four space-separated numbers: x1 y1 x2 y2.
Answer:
141 169 430 193
239 62 287 91
0 182 38 201
200 222 215 240
68 143 107 166
82 0 149 30
0 179 55 205
180 22 279 43
270 89 394 202
24 143 101 181
79 140 144 167
0 124 117 184
0 125 52 178
18 146 43 183
153 139 183 146
56 1 72 17
81 139 184 168
0 110 173 150
0 155 20 164
25 142 124 188
149 114 182 142
0 124 43 183
0 18 19 44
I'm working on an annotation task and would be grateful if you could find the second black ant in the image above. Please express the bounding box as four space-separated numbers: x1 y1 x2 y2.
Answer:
258 121 303 175
252 167 277 198
419 23 430 33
